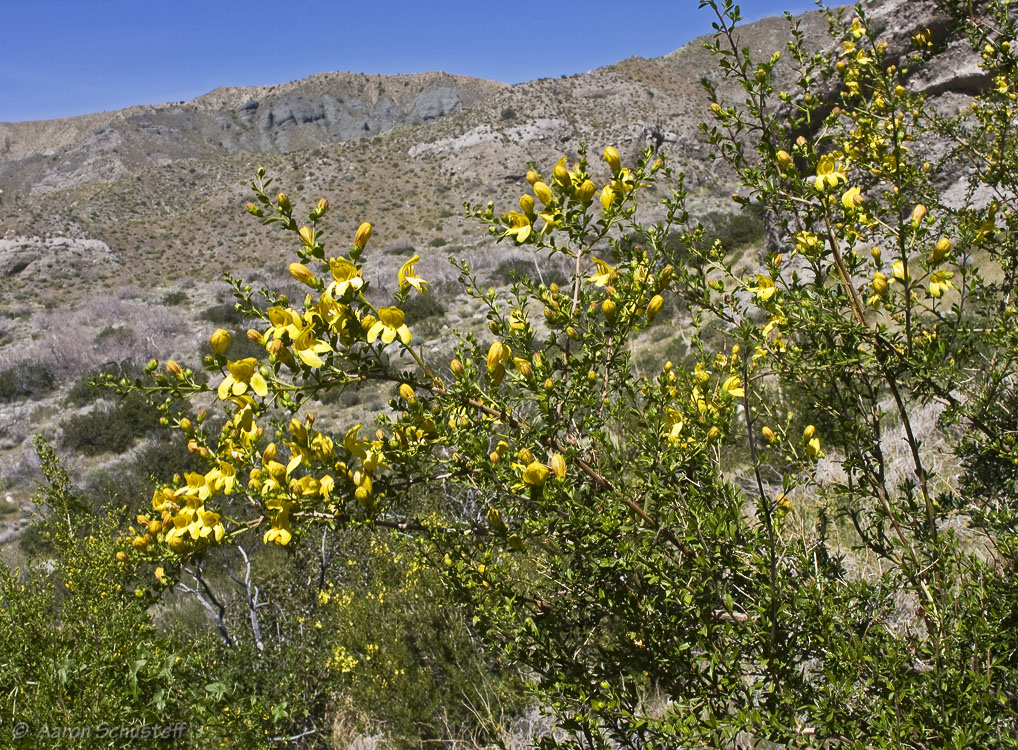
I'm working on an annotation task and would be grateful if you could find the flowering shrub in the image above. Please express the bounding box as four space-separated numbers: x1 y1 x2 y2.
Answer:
106 1 1018 745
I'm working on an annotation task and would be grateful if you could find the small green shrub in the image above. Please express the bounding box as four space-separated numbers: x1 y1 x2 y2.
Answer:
60 392 162 456
0 362 56 402
161 290 189 306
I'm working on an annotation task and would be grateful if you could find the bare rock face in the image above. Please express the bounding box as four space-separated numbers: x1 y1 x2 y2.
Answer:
0 72 506 195
0 235 113 278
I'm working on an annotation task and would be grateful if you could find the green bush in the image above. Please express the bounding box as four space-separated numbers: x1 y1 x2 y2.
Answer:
0 362 55 402
60 392 162 456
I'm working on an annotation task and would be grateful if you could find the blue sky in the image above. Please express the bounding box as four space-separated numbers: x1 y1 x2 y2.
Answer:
1 1 817 123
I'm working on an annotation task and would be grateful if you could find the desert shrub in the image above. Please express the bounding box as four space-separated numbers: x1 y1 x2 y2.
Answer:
0 362 55 402
60 392 162 456
399 291 445 325
202 302 247 326
161 290 189 306
77 2 1018 747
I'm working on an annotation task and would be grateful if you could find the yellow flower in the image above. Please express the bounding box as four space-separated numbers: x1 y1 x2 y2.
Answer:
502 211 532 244
805 436 823 459
794 231 822 257
892 260 909 283
929 270 955 298
265 306 302 341
721 375 745 398
327 257 364 298
522 461 551 488
264 512 292 546
293 325 332 368
587 258 616 287
217 358 268 400
841 185 863 211
367 307 411 345
748 275 776 301
815 153 846 192
398 254 429 293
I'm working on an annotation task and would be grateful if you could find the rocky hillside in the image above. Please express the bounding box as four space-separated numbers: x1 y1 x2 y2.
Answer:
0 72 505 196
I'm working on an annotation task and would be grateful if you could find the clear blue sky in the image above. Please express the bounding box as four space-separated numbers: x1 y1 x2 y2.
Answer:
1 1 817 123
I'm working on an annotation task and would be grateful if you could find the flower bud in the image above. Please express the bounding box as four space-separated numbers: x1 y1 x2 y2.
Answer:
871 246 882 262
246 202 263 217
762 426 777 442
600 185 615 212
487 507 507 533
578 179 596 203
911 204 927 226
776 150 793 170
450 359 465 377
247 328 263 343
179 418 193 433
550 453 566 481
657 265 674 291
603 146 621 173
602 299 617 321
166 360 183 377
543 378 555 392
552 157 570 186
209 329 231 355
267 339 285 356
520 193 535 214
399 383 417 404
289 262 317 287
932 236 951 262
354 222 373 251
277 192 291 212
533 181 554 205
646 294 665 321
526 170 539 185
487 341 506 373
299 225 315 247
803 424 816 441
316 197 329 215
